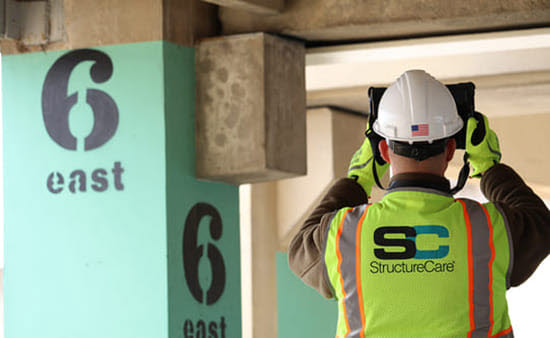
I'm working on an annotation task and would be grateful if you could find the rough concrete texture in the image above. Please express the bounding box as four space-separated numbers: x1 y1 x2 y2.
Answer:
1 0 161 54
220 0 550 41
196 33 306 184
3 0 63 45
203 0 284 15
1 0 218 54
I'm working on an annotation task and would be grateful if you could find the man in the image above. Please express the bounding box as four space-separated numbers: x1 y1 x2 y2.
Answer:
288 70 550 337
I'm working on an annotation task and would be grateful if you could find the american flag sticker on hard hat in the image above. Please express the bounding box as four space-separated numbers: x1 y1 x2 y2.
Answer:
411 124 429 136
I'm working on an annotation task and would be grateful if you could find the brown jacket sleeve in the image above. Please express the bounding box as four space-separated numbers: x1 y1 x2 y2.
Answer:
288 178 368 298
480 163 550 287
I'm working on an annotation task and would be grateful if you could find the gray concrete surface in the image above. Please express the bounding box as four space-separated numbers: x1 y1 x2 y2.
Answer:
220 0 550 41
196 33 306 184
203 0 284 15
0 0 219 54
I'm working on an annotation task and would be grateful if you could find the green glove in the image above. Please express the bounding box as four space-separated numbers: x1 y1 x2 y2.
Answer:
465 112 502 177
347 137 389 196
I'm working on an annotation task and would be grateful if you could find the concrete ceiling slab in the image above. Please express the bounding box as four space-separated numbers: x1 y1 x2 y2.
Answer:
219 0 550 42
306 28 550 118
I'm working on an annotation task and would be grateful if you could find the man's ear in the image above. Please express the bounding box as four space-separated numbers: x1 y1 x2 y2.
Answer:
446 138 456 162
379 139 391 163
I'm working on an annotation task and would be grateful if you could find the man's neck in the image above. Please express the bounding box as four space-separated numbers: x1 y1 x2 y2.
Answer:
390 168 445 176
388 172 450 193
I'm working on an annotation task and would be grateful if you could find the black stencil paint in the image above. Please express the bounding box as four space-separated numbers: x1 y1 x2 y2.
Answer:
42 49 118 151
183 203 226 305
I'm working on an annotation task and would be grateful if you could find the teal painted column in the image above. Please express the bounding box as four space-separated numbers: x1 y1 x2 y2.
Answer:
2 41 240 338
277 252 336 338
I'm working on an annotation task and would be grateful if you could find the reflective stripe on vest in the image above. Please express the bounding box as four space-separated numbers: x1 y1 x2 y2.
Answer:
334 204 370 338
458 199 498 338
328 197 513 338
494 203 515 290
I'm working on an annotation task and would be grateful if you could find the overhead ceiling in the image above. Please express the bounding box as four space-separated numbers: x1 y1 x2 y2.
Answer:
218 0 550 43
305 28 550 117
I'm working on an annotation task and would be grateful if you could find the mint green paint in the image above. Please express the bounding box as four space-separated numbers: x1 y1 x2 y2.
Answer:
2 41 240 338
163 42 241 338
277 252 336 338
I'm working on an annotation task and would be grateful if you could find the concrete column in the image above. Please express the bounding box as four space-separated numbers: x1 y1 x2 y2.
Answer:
3 39 242 338
1 2 242 337
239 182 278 338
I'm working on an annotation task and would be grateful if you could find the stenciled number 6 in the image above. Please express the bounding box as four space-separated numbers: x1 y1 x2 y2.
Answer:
183 203 226 305
42 49 119 151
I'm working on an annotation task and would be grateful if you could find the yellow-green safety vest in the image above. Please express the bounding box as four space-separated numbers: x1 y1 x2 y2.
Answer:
324 187 514 338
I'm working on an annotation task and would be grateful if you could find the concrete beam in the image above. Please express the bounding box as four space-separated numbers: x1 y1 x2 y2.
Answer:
1 0 219 54
202 0 284 15
196 33 306 184
306 29 550 118
306 28 550 91
307 73 550 118
220 0 550 42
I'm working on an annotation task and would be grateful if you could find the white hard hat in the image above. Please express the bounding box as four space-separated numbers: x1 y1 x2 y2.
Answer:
372 70 463 143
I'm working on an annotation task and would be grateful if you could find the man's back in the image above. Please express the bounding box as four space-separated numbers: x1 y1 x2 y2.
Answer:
324 179 512 337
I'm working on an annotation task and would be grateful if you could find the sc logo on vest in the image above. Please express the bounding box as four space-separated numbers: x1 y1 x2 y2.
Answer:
374 225 449 260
